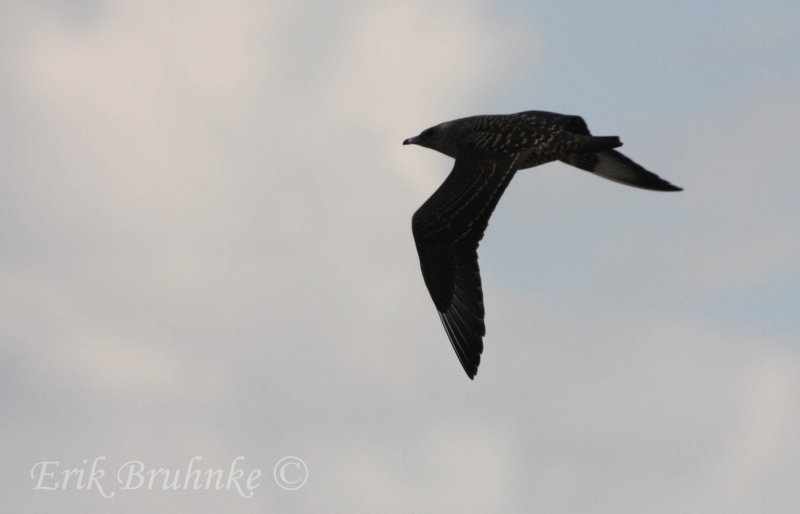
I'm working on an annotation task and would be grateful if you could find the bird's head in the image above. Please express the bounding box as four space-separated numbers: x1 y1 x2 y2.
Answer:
403 122 457 158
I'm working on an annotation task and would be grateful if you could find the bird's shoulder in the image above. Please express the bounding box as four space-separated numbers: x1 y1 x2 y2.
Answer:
455 111 586 154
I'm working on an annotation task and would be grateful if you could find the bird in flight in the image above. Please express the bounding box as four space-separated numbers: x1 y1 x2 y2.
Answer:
404 110 681 379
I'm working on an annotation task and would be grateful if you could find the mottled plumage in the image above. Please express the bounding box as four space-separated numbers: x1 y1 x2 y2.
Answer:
404 110 681 379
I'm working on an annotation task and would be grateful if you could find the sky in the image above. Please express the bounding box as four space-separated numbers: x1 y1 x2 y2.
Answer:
2 0 799 512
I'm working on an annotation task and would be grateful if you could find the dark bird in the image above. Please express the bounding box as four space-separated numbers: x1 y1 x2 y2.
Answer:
404 110 681 379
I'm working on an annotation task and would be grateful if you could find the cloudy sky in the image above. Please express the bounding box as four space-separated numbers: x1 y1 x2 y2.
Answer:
3 0 799 512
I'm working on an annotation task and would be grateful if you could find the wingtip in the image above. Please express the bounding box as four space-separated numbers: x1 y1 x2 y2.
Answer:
654 182 683 192
457 350 480 380
437 307 484 381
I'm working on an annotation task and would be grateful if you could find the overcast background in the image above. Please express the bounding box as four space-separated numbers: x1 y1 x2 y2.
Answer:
2 0 799 512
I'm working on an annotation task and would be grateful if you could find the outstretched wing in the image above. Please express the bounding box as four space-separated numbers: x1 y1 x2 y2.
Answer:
412 150 528 378
561 150 682 191
558 114 682 191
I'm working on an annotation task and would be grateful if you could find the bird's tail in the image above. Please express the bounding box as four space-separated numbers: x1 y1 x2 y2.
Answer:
575 135 622 154
561 149 682 191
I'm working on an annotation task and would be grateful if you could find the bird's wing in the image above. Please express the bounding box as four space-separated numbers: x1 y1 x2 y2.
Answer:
412 150 529 378
561 150 682 191
559 114 591 135
557 114 683 191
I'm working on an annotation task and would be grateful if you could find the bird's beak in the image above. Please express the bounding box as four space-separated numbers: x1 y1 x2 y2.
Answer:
403 136 419 146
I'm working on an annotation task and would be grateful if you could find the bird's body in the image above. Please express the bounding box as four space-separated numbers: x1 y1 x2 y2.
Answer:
404 110 681 379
